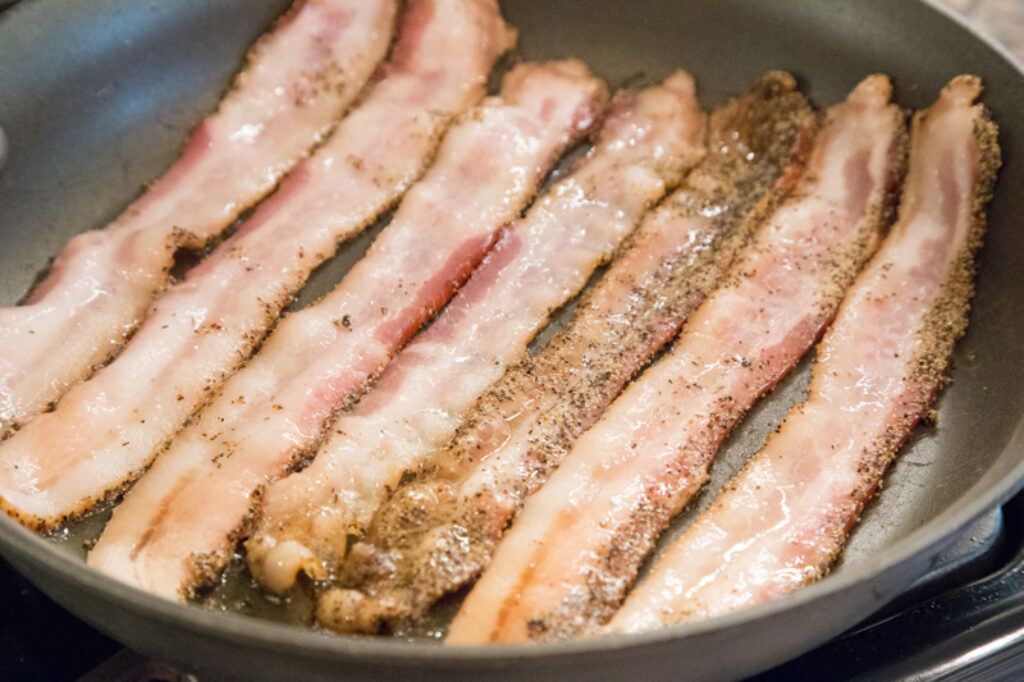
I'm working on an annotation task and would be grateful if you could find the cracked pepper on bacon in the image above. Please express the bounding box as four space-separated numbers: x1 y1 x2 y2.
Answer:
0 0 1000 643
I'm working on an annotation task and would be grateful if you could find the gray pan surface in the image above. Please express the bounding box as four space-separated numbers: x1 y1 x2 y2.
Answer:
0 1 1023 679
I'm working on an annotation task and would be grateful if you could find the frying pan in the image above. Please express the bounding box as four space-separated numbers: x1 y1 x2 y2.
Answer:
1 1 1023 679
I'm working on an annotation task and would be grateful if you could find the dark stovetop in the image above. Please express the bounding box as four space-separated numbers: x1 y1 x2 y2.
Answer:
763 493 1024 681
1 560 119 681
2 491 1024 681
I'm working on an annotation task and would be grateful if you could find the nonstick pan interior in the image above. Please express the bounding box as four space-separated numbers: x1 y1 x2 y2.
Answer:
0 1 1023 680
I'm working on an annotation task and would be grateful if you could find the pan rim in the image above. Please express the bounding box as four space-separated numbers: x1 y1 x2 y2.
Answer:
3 435 1024 667
0 0 1023 671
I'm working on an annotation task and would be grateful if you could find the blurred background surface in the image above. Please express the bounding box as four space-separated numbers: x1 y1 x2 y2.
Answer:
943 0 1024 58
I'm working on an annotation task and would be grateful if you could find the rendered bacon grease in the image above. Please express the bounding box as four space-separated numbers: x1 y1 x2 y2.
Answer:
606 76 1000 634
0 0 515 533
0 0 397 438
447 74 909 643
247 72 708 598
317 73 816 634
87 59 608 598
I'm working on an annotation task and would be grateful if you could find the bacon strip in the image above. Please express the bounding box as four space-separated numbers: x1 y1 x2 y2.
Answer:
605 76 999 635
319 74 817 634
0 0 397 437
85 60 608 598
245 72 708 596
0 0 518 532
446 75 909 644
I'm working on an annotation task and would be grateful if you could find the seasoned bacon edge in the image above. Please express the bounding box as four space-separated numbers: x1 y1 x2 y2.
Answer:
605 76 999 634
0 0 517 533
318 73 818 635
0 0 397 437
447 75 909 644
246 72 708 596
86 60 608 598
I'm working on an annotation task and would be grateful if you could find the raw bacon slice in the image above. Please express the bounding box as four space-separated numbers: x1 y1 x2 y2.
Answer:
246 72 708 596
321 73 817 634
0 0 397 437
0 0 520 533
605 76 999 635
447 75 909 644
85 60 608 598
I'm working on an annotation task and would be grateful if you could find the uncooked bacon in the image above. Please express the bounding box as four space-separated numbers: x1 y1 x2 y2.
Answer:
0 0 517 532
319 73 819 634
245 72 707 596
605 76 999 635
85 59 608 598
447 74 908 643
0 0 397 437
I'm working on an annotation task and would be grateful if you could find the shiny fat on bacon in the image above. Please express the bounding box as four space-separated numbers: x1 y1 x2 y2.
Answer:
86 60 608 598
605 76 999 634
319 73 817 634
0 0 517 532
246 72 708 596
0 0 397 438
447 75 909 644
